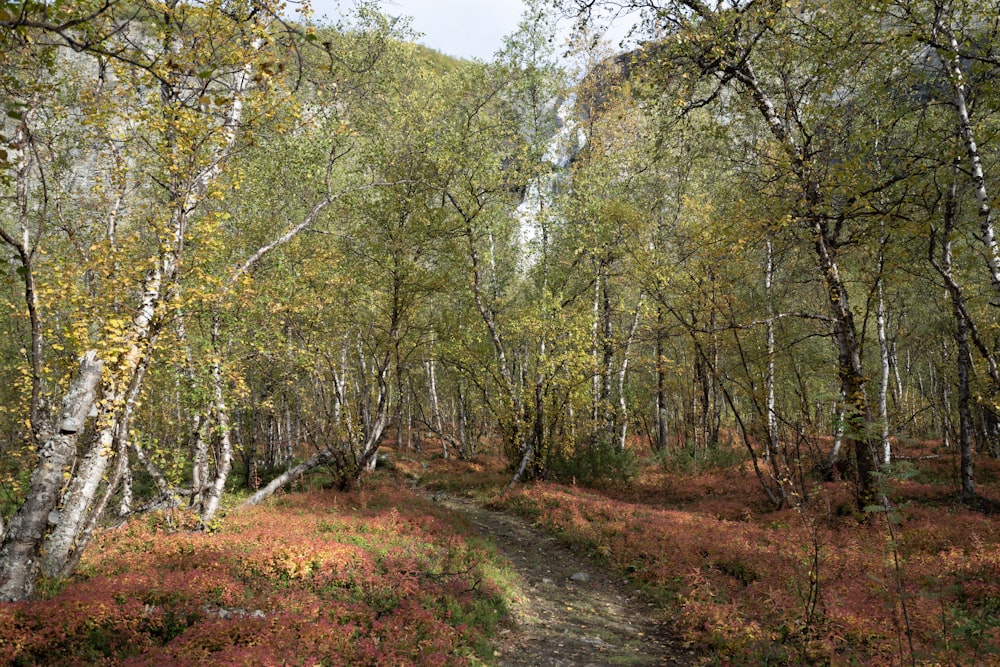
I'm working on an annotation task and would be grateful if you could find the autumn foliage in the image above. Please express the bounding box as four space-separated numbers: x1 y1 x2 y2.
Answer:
493 444 1000 665
0 482 508 666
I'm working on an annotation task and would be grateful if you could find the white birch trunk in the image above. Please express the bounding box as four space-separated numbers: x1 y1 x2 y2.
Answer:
828 392 846 469
617 301 642 451
40 428 114 578
58 434 132 578
935 20 1000 298
0 352 103 601
198 352 232 525
240 449 337 507
452 204 525 479
426 356 446 459
876 280 892 465
765 240 778 459
119 461 133 518
190 414 209 507
41 265 162 578
132 441 172 496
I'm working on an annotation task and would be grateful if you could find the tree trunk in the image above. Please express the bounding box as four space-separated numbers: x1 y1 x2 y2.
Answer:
57 435 131 579
929 167 978 500
955 304 977 500
818 221 880 506
41 428 115 578
239 449 337 508
0 351 103 601
0 116 48 443
876 277 892 466
765 240 778 459
934 18 1000 300
119 460 133 518
198 343 233 525
190 414 210 507
827 392 846 473
453 202 525 478
457 384 471 457
730 54 880 506
426 357 446 459
617 301 641 451
511 379 543 487
41 266 163 578
44 342 155 577
655 306 670 453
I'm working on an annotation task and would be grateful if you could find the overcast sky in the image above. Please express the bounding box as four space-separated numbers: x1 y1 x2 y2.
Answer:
303 1 636 61
300 0 528 60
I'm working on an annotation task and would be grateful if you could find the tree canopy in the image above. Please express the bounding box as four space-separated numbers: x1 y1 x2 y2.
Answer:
1 0 999 604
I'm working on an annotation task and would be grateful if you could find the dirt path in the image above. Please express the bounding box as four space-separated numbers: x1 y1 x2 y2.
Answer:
431 493 693 667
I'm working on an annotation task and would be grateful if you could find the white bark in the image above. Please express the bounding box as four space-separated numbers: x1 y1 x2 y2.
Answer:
877 280 892 465
239 378 391 506
41 268 162 578
0 116 46 439
426 357 447 459
119 462 133 518
617 300 642 451
765 240 778 459
39 26 258 573
935 19 1000 299
451 199 526 479
239 449 335 508
58 434 132 578
198 353 233 525
132 440 172 496
828 392 846 468
0 352 103 601
593 272 600 432
40 428 114 578
190 414 210 507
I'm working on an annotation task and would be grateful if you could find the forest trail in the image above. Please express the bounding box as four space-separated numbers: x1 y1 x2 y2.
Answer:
430 493 693 666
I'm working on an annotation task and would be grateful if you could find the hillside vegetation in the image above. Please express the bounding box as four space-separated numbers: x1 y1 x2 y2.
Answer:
2 0 1000 664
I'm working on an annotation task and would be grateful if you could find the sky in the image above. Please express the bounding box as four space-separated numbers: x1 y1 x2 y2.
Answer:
303 0 636 62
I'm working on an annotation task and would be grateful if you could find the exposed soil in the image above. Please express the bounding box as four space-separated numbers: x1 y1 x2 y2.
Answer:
430 492 694 666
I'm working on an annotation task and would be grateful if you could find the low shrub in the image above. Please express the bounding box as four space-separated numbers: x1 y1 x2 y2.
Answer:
494 478 1000 665
0 481 511 666
547 439 638 488
654 442 748 475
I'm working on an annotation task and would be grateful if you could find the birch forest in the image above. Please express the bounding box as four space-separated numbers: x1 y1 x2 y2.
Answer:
1 0 1000 664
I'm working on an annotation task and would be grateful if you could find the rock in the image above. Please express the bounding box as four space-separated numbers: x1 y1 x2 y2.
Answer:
202 605 267 620
569 572 591 583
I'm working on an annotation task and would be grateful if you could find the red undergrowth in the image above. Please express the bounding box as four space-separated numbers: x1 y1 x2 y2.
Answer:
493 444 1000 666
0 481 507 666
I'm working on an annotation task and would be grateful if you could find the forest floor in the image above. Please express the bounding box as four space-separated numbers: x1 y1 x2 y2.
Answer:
405 443 1000 665
427 491 693 666
3 442 997 665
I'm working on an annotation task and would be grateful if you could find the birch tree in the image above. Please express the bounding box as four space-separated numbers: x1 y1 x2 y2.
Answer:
0 0 292 598
560 0 912 506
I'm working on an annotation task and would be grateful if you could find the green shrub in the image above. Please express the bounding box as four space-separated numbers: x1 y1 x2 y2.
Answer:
547 439 637 488
655 443 748 475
